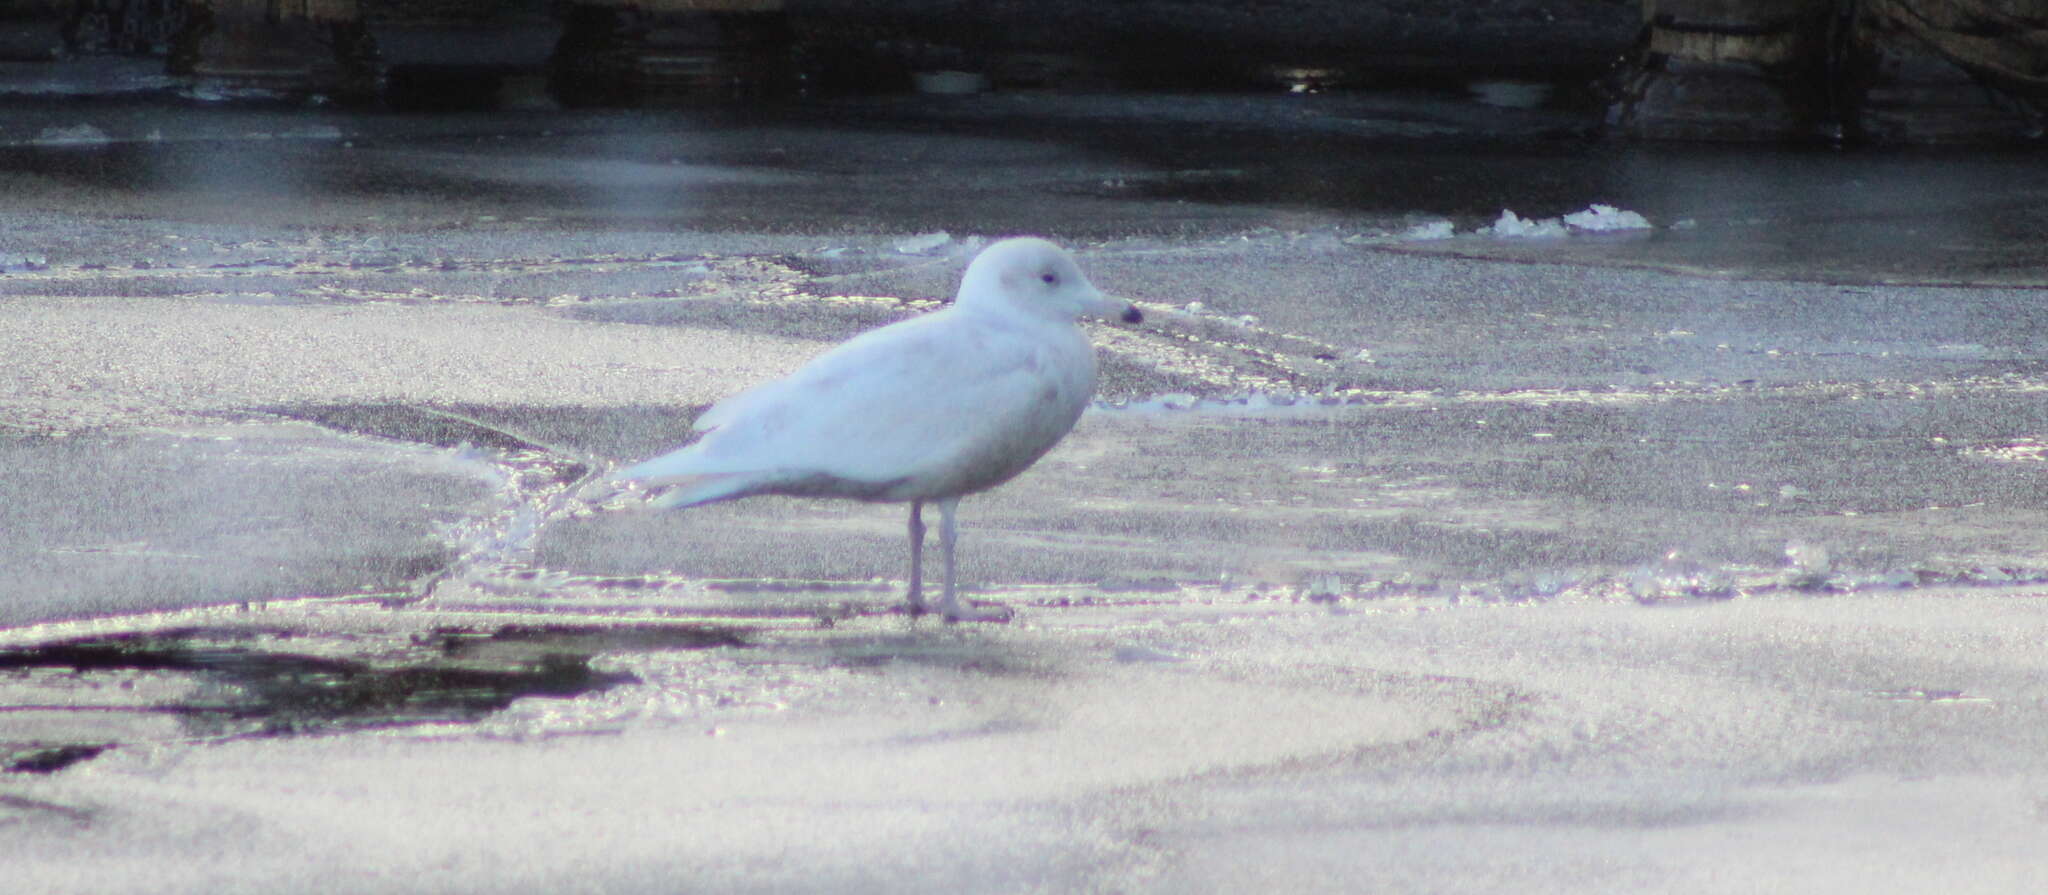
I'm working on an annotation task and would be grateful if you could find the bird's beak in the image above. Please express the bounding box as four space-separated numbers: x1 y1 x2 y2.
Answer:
1095 292 1143 325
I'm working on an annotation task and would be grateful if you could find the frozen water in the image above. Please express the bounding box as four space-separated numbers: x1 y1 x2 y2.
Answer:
13 593 2048 894
179 85 290 103
1467 79 1554 108
32 124 110 146
5 85 2048 894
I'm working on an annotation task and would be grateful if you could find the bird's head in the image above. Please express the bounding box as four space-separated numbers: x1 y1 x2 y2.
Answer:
957 237 1143 325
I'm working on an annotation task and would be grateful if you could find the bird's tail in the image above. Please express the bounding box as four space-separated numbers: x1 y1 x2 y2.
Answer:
606 448 763 510
643 473 758 509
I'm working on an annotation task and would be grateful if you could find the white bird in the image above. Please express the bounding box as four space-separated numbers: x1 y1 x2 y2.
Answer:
612 237 1143 621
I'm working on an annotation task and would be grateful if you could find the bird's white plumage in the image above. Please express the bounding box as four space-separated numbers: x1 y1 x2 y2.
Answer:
621 308 1090 499
613 237 1140 620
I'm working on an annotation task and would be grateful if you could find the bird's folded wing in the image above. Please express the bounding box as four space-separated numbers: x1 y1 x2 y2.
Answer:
691 312 949 434
641 313 1059 485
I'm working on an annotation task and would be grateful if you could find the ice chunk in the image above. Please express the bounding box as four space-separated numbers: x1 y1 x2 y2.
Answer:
893 231 953 255
1785 541 1831 574
1563 204 1652 232
1782 540 1836 591
1301 572 1345 602
1402 219 1456 240
1484 209 1567 238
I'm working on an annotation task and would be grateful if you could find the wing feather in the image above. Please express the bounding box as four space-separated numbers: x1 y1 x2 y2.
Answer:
617 308 1091 498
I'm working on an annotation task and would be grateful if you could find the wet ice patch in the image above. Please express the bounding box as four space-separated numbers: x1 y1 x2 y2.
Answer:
1928 343 1998 358
0 613 745 773
1112 644 1189 664
277 125 345 141
912 70 989 95
1866 688 1994 704
1963 437 2048 463
0 251 48 272
1096 390 1367 417
32 124 109 147
180 84 292 103
0 57 179 98
1468 80 1554 109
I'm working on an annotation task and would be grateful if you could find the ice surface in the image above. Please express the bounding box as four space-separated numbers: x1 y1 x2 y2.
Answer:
0 296 821 433
6 91 2048 893
893 231 956 255
0 424 490 625
33 124 110 146
10 595 2048 894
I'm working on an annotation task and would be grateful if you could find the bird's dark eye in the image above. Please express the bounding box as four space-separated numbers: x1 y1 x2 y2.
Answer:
1041 273 1058 285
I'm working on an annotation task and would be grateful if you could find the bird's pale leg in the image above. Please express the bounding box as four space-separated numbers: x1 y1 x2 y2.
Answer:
906 499 928 614
937 497 959 617
934 497 1011 622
